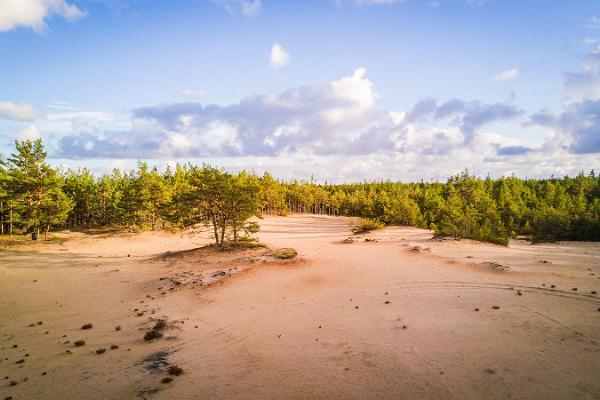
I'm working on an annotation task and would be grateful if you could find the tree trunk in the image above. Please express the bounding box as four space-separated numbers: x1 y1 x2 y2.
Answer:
45 224 50 241
9 203 13 237
220 218 226 246
211 214 220 246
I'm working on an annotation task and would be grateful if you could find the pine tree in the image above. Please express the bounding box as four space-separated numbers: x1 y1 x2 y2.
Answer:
2 139 72 240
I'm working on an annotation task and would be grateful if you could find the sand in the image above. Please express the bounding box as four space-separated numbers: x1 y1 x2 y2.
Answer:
1 215 599 399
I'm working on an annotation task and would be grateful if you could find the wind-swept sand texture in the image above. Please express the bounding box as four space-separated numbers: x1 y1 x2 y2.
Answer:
1 215 600 399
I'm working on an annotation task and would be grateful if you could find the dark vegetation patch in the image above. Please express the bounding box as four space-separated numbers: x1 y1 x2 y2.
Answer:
167 365 183 376
483 261 509 272
144 318 171 341
141 351 171 374
144 330 164 341
351 218 384 235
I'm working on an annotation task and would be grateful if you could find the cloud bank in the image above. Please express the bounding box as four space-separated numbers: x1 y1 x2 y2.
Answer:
4 45 600 181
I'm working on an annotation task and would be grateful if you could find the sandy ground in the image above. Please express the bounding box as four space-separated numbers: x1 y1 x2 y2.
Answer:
1 215 600 400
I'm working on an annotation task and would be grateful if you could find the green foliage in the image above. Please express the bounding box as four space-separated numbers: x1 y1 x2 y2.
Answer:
0 139 73 239
1 139 599 246
351 218 384 234
273 248 297 259
169 165 261 246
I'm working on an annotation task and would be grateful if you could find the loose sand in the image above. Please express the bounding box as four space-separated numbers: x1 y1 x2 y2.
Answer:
1 215 599 399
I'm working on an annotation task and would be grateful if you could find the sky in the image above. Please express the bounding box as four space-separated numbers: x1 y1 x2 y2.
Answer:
1 0 600 182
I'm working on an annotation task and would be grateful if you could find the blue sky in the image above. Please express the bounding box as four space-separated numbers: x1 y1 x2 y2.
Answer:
1 0 600 181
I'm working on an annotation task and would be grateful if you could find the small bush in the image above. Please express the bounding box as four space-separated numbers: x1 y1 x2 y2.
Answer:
152 320 167 331
273 248 297 259
351 218 384 234
235 238 265 249
144 329 164 341
168 365 184 376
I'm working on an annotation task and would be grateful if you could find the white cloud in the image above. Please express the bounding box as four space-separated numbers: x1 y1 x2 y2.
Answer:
212 0 261 17
325 67 375 123
51 68 377 158
180 89 209 98
49 68 532 165
14 125 41 141
0 0 86 32
492 68 519 82
14 49 600 181
525 45 600 154
587 16 600 29
270 43 291 68
0 101 40 121
564 46 600 103
45 101 79 111
389 111 406 125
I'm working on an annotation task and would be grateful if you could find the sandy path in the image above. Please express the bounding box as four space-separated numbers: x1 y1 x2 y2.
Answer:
1 215 600 399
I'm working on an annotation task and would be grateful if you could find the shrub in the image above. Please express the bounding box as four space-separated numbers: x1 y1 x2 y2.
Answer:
143 329 164 341
351 218 384 234
168 365 184 376
273 248 297 259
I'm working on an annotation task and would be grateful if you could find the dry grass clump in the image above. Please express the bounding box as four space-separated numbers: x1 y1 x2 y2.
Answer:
351 218 384 235
215 238 266 251
144 329 164 341
273 248 297 259
144 319 169 341
168 365 184 376
152 320 167 331
233 237 266 249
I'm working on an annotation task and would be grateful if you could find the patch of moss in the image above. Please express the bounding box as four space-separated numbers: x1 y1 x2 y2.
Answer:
273 248 297 259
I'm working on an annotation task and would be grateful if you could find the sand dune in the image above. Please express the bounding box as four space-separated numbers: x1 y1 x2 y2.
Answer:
1 215 599 399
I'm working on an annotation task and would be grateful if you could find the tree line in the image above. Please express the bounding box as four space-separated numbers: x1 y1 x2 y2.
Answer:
1 139 599 245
